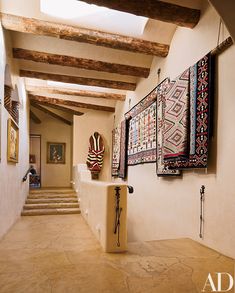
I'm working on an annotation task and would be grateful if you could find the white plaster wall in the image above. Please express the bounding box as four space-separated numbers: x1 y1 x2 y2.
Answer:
0 25 29 238
73 111 113 182
78 176 127 252
115 2 235 259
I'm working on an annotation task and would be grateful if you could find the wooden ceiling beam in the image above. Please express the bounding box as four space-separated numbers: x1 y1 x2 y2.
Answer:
1 13 169 57
30 109 41 124
20 70 136 91
31 100 83 116
31 103 73 125
27 85 126 101
30 96 84 116
81 0 200 28
29 94 115 113
13 48 149 78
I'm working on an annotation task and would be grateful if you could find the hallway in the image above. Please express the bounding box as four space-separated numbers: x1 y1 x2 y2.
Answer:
0 1 235 292
0 214 234 293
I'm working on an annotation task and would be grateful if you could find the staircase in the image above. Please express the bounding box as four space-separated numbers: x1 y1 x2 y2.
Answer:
21 188 80 216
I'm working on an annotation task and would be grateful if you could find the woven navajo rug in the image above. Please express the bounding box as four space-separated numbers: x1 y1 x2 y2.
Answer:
189 63 197 155
118 119 128 179
111 125 121 177
126 88 157 166
163 69 190 161
127 102 157 165
125 88 157 120
156 78 181 176
166 53 214 169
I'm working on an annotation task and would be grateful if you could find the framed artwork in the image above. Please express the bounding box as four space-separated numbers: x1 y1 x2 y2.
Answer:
47 142 66 164
29 154 36 163
7 118 19 163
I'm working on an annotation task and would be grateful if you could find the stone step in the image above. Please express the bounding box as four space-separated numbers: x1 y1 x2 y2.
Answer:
26 198 78 204
29 189 75 194
28 194 77 199
21 208 81 216
24 203 80 210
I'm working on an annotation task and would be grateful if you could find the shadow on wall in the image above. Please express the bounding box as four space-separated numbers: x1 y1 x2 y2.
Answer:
209 0 235 42
207 57 219 175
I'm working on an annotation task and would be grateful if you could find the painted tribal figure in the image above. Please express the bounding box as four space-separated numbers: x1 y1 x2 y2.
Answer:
86 132 105 179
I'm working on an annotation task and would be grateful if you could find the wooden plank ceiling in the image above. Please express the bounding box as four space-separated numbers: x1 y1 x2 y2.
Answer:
0 0 201 120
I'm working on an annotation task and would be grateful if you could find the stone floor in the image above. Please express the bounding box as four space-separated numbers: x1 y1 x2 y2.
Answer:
0 215 234 293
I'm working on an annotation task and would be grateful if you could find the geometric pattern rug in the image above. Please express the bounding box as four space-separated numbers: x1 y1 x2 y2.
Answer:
165 53 214 169
156 78 181 176
163 69 190 161
126 89 157 166
111 125 121 177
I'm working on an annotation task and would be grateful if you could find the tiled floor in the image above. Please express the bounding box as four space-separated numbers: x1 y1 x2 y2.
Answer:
0 215 234 293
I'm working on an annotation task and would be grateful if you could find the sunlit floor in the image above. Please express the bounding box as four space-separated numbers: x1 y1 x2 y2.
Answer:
0 215 234 293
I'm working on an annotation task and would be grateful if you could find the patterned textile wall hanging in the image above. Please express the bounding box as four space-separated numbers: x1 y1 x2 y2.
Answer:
156 78 181 176
126 89 157 166
165 53 214 169
118 119 129 179
4 85 20 125
163 69 190 161
111 125 121 177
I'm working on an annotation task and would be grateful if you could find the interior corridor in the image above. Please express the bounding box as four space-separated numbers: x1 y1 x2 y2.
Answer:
0 1 235 292
0 214 234 293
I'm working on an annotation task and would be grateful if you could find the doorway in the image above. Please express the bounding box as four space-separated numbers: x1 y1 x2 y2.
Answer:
29 134 41 189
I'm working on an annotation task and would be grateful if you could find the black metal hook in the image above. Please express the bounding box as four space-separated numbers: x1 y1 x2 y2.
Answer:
127 185 134 194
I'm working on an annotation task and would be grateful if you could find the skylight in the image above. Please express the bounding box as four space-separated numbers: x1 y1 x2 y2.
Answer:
40 0 148 37
47 81 124 93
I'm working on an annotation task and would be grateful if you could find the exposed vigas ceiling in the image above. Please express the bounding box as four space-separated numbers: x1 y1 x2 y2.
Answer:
40 0 149 37
0 0 202 123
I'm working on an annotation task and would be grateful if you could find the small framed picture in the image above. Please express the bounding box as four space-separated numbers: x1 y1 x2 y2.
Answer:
29 154 36 163
47 142 66 164
7 118 19 163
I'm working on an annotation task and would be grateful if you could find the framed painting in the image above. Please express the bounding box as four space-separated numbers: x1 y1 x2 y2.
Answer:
29 154 36 163
7 118 19 163
47 142 66 164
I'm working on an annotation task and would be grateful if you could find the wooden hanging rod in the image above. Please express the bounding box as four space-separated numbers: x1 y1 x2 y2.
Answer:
211 36 233 56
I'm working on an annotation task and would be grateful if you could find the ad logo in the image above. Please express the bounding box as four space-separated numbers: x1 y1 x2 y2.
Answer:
202 273 234 292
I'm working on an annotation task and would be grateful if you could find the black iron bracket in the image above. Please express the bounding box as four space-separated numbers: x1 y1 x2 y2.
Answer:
114 186 122 247
199 185 205 239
